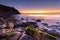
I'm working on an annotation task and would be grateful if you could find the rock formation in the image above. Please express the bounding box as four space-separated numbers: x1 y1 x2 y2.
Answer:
0 4 20 19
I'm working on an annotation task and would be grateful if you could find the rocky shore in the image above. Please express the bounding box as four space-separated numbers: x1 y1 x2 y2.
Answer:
0 4 60 40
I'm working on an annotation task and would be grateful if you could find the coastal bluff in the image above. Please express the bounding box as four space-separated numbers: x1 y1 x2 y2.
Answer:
0 4 20 19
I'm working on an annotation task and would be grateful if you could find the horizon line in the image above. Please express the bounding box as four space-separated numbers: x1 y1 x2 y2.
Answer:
21 13 60 15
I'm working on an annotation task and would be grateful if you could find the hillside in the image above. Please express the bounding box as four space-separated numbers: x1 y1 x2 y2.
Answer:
0 4 20 19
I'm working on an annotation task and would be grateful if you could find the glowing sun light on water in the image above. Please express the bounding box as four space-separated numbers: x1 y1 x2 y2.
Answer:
20 10 60 13
28 15 46 16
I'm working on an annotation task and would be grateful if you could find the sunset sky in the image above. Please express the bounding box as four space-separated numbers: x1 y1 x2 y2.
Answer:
0 0 60 15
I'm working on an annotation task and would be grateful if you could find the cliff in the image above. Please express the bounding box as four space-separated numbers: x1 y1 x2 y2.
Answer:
0 4 20 19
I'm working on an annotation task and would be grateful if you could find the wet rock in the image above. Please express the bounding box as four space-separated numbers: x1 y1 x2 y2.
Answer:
57 27 60 30
45 25 60 37
15 27 26 32
41 23 48 26
19 34 33 40
48 25 60 28
47 30 57 35
14 22 27 28
56 22 60 24
0 29 7 37
25 22 38 28
8 31 22 40
57 37 60 40
36 23 60 37
36 19 41 22
31 18 35 20
0 18 4 25
21 18 24 20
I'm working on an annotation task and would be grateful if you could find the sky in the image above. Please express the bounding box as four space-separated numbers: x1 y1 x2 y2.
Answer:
0 0 60 14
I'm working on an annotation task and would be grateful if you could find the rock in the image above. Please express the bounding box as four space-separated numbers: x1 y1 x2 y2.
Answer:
36 19 41 22
57 37 60 40
25 22 38 28
14 22 27 28
47 30 57 34
14 21 38 28
8 31 22 40
36 23 60 37
9 22 14 29
15 27 26 32
0 29 7 37
57 27 60 30
0 18 4 25
19 34 33 40
41 23 48 26
48 25 60 28
21 18 24 20
56 22 60 24
44 25 60 37
31 18 35 20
